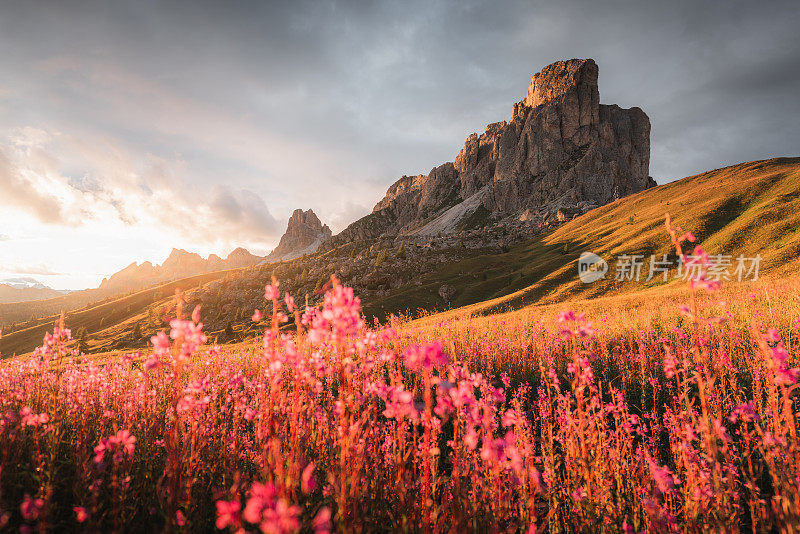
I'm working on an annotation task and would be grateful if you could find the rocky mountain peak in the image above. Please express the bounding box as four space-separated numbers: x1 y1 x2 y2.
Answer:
227 247 250 258
268 209 332 261
327 58 654 246
522 58 598 110
289 209 328 234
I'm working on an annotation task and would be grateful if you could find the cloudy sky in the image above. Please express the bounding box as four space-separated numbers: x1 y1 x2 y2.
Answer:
0 0 797 289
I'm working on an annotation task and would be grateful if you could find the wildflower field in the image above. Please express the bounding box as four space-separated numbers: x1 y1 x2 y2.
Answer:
1 219 799 533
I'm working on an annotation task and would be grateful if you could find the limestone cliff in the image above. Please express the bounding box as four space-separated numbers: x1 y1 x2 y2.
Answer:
330 58 654 244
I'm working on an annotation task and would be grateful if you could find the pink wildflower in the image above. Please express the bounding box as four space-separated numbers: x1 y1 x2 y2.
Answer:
259 498 300 534
215 499 241 530
647 457 680 494
663 347 677 378
557 310 594 337
312 507 331 534
150 331 171 355
403 341 448 371
113 429 136 457
502 409 519 427
20 495 44 521
765 328 781 343
382 386 417 421
93 438 109 464
301 462 317 494
766 341 799 386
74 506 89 523
144 353 162 371
169 318 207 357
729 401 759 423
463 427 479 450
308 281 363 343
94 430 135 463
243 482 276 524
20 407 49 427
264 283 280 301
567 356 594 386
284 294 296 313
557 310 584 323
572 487 587 502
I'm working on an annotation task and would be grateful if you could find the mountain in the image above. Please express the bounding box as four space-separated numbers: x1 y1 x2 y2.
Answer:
98 247 263 294
327 58 654 246
268 209 332 261
2 277 50 290
0 279 68 304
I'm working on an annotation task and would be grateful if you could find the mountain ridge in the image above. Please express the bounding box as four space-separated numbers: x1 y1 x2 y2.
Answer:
0 281 68 304
98 247 263 294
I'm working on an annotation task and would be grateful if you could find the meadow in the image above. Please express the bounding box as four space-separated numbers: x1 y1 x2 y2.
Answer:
0 218 798 533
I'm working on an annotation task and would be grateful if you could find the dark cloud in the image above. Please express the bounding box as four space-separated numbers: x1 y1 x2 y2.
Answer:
67 173 139 225
108 198 137 225
0 0 797 225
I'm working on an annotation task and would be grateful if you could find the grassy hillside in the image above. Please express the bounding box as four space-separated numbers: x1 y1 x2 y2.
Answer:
0 269 241 357
364 157 800 318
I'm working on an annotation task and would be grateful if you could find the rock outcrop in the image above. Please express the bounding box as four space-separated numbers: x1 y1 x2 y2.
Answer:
328 58 654 245
268 209 332 261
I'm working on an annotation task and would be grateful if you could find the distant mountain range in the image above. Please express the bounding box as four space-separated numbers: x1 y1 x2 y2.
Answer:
0 278 70 304
97 208 333 293
0 207 332 322
98 247 263 294
3 277 51 290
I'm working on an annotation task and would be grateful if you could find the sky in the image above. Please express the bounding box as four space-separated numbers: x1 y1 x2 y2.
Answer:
0 0 798 290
